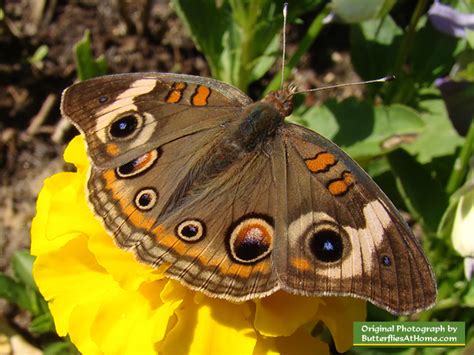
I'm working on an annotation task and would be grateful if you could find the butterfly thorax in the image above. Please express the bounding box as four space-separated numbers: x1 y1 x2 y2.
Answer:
224 88 292 151
185 100 287 185
188 90 293 185
234 101 284 151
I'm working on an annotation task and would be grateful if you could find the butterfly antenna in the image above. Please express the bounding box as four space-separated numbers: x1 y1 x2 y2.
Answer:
280 2 288 89
291 75 396 96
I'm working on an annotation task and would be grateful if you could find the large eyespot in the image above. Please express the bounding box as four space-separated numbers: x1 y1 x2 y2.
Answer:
109 113 143 139
134 188 158 211
176 219 206 242
304 222 348 263
228 215 274 264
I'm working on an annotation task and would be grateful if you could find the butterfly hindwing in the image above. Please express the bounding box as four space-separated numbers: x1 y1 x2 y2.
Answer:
88 128 282 300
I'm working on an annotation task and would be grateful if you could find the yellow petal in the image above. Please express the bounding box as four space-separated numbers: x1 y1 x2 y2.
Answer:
254 291 321 336
253 335 279 355
274 326 329 355
160 279 190 304
141 281 184 342
90 282 176 355
30 172 103 256
253 327 329 355
68 302 102 355
63 135 89 172
33 236 112 336
317 297 366 353
88 231 166 291
158 297 257 354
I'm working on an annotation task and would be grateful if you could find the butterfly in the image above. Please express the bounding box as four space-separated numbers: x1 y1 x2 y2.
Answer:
61 72 437 315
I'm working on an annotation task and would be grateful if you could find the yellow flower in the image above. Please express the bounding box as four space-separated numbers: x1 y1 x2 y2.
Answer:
31 136 366 355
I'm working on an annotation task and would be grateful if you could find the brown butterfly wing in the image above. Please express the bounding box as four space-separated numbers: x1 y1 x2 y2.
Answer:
88 131 282 300
273 123 437 314
61 73 252 168
155 148 282 300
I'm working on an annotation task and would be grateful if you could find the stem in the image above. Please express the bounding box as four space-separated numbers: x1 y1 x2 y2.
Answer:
446 119 474 195
393 0 429 77
263 4 330 95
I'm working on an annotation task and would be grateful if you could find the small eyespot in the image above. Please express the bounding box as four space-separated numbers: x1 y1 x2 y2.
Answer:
382 255 392 267
99 96 108 103
309 229 343 263
176 219 205 242
118 160 136 176
109 114 140 138
116 150 160 178
134 188 158 211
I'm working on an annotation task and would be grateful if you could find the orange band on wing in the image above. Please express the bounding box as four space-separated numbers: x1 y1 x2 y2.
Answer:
327 171 355 196
191 85 211 106
342 171 354 184
165 82 187 104
305 152 337 173
103 170 154 229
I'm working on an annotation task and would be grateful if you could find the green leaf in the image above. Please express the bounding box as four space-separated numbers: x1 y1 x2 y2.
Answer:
6 251 50 316
12 250 37 290
0 274 33 312
467 29 474 49
28 45 49 65
387 149 449 233
172 0 232 81
294 98 425 162
405 90 463 163
411 18 465 87
43 341 79 355
350 16 403 81
453 49 474 81
331 0 396 23
74 30 107 81
30 312 56 334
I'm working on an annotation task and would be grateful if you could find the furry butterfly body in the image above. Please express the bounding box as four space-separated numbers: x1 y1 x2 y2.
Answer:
61 72 437 315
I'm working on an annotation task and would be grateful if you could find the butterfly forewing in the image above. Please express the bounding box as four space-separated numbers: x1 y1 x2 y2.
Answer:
61 73 252 168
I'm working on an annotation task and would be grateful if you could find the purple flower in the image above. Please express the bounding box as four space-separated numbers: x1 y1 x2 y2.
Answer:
428 1 474 38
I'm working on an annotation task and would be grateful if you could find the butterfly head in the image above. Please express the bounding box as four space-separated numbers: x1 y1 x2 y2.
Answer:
261 83 297 118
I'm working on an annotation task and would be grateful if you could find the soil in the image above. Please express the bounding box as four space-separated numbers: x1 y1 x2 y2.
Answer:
0 0 366 351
